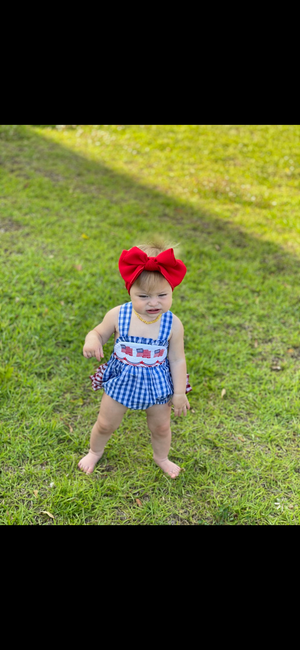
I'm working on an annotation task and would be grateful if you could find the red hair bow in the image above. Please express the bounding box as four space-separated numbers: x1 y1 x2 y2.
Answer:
119 247 187 294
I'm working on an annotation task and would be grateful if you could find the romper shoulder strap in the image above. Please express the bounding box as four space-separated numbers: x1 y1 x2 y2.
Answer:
158 310 173 341
118 302 132 337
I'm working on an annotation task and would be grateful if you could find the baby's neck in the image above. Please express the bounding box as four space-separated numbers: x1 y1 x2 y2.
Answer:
128 318 162 339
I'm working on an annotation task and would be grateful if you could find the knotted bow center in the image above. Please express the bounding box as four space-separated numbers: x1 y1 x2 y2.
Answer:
144 257 159 271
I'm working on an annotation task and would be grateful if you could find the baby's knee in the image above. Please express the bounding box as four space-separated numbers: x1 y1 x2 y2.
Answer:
149 420 170 436
96 414 112 436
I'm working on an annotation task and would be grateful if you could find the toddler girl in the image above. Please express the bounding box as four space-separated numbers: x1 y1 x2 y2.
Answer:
78 241 191 479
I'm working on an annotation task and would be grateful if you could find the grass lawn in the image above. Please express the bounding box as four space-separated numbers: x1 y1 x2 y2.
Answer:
1 124 300 525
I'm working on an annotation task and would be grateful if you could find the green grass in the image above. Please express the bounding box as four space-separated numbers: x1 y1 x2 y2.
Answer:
1 124 300 524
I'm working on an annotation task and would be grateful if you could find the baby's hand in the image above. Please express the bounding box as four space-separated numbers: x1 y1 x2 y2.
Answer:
83 333 104 362
171 394 190 417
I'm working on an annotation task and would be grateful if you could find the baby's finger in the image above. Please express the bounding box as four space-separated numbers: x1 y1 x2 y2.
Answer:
98 346 105 361
186 398 190 410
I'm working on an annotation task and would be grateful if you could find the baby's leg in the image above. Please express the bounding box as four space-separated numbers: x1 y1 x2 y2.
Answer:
146 402 181 479
78 392 127 474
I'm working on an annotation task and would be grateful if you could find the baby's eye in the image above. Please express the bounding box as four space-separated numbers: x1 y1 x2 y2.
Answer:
159 294 167 297
138 295 148 298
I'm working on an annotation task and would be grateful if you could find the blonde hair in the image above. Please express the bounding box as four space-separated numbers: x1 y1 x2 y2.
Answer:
132 237 180 294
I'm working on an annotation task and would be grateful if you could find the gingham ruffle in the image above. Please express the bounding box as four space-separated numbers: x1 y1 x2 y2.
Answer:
186 374 192 394
89 362 109 391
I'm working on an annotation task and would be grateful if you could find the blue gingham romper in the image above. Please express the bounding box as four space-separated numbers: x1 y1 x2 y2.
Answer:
90 301 191 410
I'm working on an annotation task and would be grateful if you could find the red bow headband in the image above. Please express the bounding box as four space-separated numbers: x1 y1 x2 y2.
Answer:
119 247 187 294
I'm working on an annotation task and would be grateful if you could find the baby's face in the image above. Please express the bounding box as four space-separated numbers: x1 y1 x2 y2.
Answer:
130 277 173 320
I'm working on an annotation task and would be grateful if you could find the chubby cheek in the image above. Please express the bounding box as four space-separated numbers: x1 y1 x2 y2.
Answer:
133 299 144 311
163 297 173 310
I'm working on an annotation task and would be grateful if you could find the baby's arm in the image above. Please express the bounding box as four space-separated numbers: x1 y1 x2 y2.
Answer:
168 315 190 417
83 306 120 362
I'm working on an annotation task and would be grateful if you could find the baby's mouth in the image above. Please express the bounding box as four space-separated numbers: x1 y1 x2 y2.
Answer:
147 309 160 314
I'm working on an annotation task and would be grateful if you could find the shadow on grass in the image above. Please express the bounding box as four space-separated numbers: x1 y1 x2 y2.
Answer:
1 125 300 279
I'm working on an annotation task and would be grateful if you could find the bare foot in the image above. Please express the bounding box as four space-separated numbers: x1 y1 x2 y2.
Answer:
153 456 181 479
78 450 103 474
